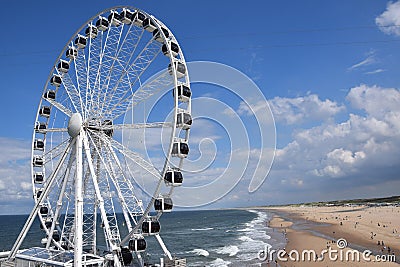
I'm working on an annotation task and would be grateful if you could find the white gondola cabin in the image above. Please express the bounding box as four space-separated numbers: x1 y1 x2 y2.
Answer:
35 189 43 199
34 139 45 151
164 169 183 186
75 34 87 49
44 90 56 100
40 219 52 230
96 16 109 31
174 84 191 102
39 106 51 118
35 122 47 133
33 155 44 167
154 196 173 212
143 18 157 32
34 172 44 184
66 47 78 59
57 60 70 73
132 11 146 27
50 75 62 87
40 205 49 215
168 61 186 79
162 42 179 57
120 8 134 24
85 24 98 38
172 139 189 158
128 238 146 252
153 27 169 43
108 10 122 27
141 219 160 235
176 110 192 130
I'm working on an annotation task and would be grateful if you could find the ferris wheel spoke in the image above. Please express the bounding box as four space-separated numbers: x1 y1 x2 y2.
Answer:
91 20 124 119
60 72 85 114
43 128 68 133
105 142 144 220
82 133 122 250
105 122 172 131
73 43 90 118
95 132 162 181
109 70 174 121
44 139 71 164
46 144 76 249
45 98 73 117
89 138 142 232
102 37 162 118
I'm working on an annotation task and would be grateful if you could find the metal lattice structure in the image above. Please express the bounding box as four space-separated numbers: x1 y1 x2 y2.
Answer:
5 6 192 267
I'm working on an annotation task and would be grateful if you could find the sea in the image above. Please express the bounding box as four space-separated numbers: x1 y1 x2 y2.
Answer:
0 209 286 267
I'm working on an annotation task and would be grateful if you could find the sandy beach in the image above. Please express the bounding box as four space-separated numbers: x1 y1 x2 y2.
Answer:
260 205 400 266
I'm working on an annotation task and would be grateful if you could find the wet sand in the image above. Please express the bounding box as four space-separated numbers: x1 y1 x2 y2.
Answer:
260 205 400 266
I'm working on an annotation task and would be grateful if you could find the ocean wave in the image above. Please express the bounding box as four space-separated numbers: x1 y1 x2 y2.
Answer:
238 236 254 242
215 245 239 256
209 258 232 267
191 248 209 257
191 227 214 231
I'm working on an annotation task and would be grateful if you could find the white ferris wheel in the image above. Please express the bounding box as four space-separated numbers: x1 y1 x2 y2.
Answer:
6 6 191 267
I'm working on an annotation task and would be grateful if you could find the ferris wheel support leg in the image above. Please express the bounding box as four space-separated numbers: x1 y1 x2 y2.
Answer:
7 141 73 261
155 234 172 260
82 133 121 266
74 132 84 267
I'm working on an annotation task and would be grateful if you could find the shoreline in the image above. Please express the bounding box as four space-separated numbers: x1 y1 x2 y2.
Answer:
256 205 400 266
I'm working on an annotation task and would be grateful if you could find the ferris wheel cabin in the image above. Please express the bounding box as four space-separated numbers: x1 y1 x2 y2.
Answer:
75 34 87 49
32 155 44 167
153 27 170 43
120 8 134 24
50 75 62 87
177 110 192 130
96 16 109 31
57 59 70 73
154 196 173 212
164 169 183 186
34 139 45 151
174 84 191 102
143 18 157 32
128 237 147 252
66 46 78 59
141 219 161 235
85 24 98 38
168 61 186 79
33 172 44 184
172 140 189 158
132 11 146 26
39 106 51 118
162 42 179 57
108 10 122 27
43 90 56 100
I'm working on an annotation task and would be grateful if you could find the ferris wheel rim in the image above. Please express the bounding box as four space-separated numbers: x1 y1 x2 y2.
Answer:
29 5 192 264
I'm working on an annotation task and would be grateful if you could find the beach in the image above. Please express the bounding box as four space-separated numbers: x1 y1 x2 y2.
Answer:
261 205 400 266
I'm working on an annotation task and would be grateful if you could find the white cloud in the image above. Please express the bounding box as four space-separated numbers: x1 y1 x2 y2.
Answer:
346 84 400 119
365 69 386 75
348 54 376 71
273 85 400 182
268 94 345 125
376 1 400 36
0 137 33 214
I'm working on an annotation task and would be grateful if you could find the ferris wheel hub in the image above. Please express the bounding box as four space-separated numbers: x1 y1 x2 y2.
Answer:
67 113 83 137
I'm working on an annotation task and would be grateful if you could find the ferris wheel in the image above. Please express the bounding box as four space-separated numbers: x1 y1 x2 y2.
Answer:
7 6 191 267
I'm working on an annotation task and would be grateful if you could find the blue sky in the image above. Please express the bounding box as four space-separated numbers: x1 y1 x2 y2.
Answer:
0 0 400 214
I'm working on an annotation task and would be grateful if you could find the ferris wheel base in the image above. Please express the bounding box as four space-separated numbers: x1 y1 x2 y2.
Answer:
0 248 187 267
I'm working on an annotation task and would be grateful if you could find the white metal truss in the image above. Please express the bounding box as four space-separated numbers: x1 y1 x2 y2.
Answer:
8 5 193 267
